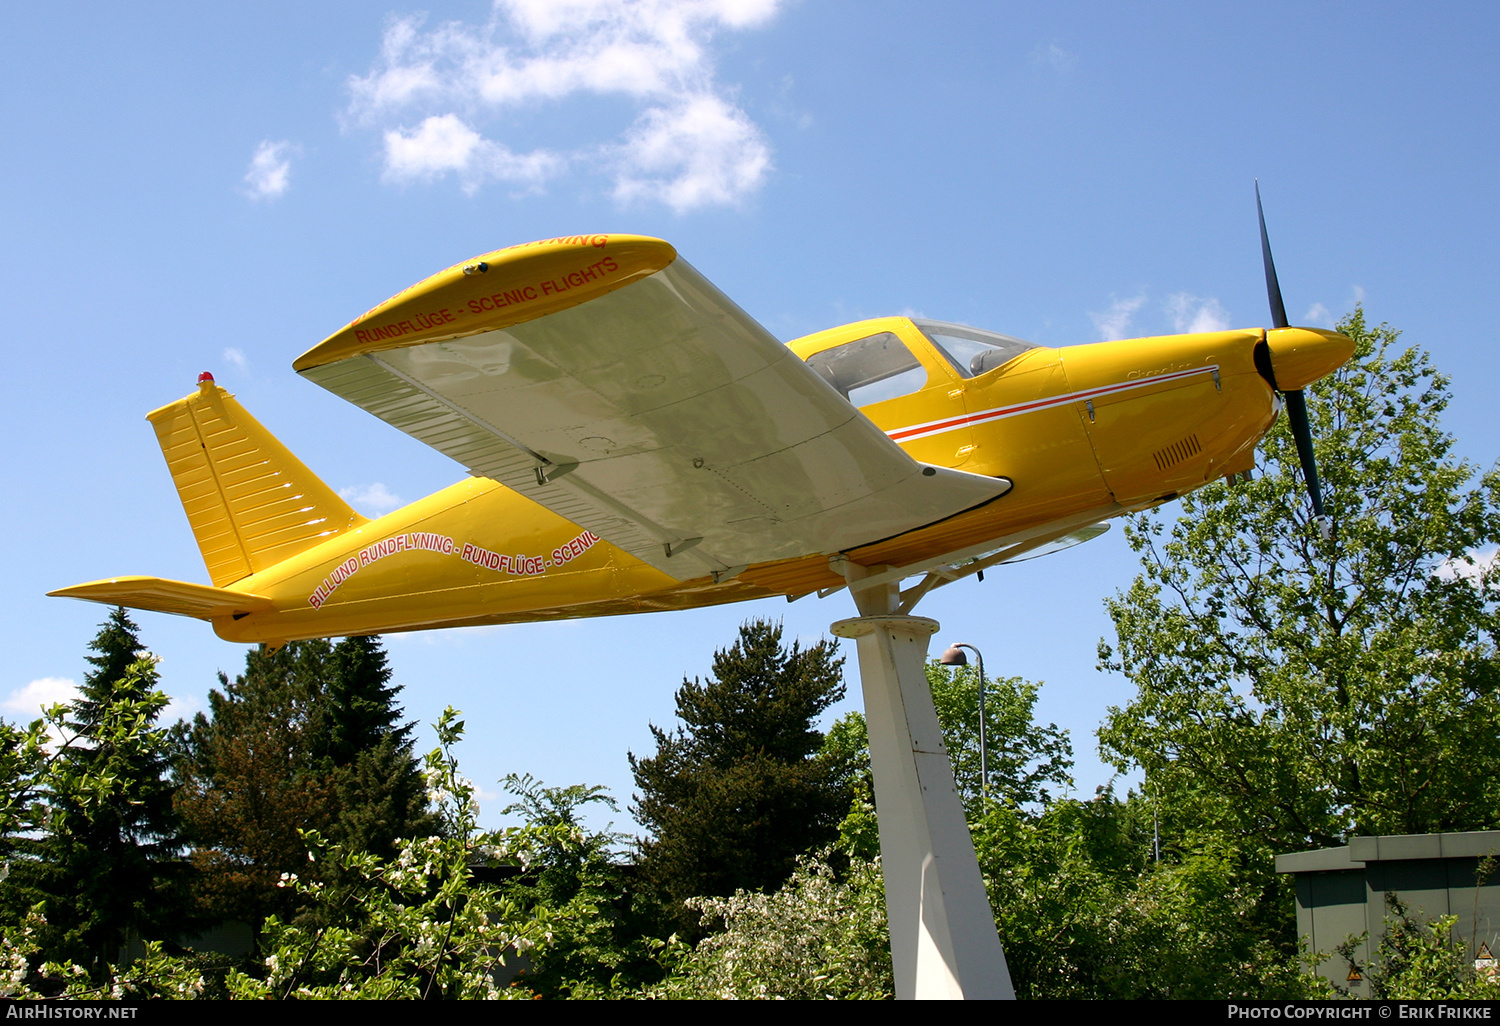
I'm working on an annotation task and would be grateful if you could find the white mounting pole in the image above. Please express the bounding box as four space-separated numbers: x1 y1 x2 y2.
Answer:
830 563 1014 1000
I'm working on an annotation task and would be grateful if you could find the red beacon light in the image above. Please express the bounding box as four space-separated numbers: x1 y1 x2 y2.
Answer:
198 371 215 385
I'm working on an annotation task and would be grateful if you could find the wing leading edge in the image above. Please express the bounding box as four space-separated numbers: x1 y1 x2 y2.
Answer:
295 236 1012 580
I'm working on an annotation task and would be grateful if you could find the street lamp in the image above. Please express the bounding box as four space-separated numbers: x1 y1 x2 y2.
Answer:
938 642 988 807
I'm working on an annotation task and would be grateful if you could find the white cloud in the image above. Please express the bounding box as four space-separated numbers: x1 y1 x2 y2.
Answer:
3 677 78 718
1032 42 1077 72
349 0 780 208
339 482 404 515
243 140 298 200
1352 285 1366 304
3 676 196 745
384 114 483 177
383 114 562 194
4 678 79 745
1303 302 1333 328
610 94 770 211
1166 293 1230 333
222 347 248 370
1090 294 1146 341
161 693 201 725
1435 546 1498 586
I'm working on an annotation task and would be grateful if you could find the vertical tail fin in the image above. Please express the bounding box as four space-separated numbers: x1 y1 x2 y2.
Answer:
147 374 368 587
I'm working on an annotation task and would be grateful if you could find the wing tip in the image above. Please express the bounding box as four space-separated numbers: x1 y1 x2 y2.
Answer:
294 234 678 373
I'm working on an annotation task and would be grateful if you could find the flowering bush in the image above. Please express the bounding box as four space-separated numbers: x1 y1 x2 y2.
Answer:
219 708 548 999
648 849 892 1000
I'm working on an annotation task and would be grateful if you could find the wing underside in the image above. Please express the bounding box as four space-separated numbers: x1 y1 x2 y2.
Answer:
297 244 1011 580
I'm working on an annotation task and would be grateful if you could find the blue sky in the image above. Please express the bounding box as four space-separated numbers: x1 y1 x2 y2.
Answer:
4 1 1497 832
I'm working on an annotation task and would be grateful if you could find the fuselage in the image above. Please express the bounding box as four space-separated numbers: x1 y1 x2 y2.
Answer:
207 316 1297 644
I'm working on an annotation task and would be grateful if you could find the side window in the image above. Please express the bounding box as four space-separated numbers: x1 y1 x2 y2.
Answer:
805 332 929 407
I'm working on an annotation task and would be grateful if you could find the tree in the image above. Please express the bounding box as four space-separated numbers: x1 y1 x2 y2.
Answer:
1099 310 1500 852
630 620 850 921
219 708 545 1000
648 848 892 1000
1 709 557 1000
11 610 187 970
490 774 666 997
964 790 1327 999
823 656 1333 998
176 636 432 926
176 642 340 924
322 636 414 766
321 637 435 859
926 664 1073 814
1343 893 1500 1000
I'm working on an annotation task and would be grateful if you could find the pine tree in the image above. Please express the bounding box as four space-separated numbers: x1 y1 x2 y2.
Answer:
630 620 850 923
175 642 337 924
176 636 433 925
323 636 435 859
26 609 186 969
323 635 415 764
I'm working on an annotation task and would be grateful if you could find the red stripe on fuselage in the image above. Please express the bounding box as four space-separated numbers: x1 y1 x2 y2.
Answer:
887 365 1217 443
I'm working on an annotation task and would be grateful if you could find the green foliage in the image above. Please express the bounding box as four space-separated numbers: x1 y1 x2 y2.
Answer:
1340 895 1500 1000
322 636 436 860
1 913 211 1000
631 620 851 923
1081 308 1500 997
215 708 542 999
175 642 341 924
820 664 1072 854
11 707 556 1000
926 663 1073 814
5 610 187 971
0 719 56 861
972 793 1324 999
489 774 665 996
1099 308 1500 851
175 636 433 925
647 849 892 1000
820 712 880 860
819 655 1327 997
323 635 415 765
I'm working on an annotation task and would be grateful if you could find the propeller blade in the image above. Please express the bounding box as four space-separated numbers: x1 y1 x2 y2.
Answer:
1257 182 1331 538
1281 389 1326 521
1256 180 1289 330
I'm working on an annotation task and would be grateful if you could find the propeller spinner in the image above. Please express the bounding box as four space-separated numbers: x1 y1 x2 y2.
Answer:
1254 183 1352 540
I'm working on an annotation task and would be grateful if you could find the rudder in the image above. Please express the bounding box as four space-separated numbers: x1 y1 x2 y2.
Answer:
148 374 367 587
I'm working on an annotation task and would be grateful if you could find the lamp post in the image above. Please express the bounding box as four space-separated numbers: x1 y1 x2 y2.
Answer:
938 642 987 807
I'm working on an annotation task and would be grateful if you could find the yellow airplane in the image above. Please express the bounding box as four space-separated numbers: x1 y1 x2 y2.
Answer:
51 202 1353 644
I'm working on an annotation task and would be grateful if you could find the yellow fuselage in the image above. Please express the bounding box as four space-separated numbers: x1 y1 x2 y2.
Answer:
207 318 1306 644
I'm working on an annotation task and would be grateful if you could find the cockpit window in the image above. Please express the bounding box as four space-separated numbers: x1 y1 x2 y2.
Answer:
805 331 928 407
915 319 1035 377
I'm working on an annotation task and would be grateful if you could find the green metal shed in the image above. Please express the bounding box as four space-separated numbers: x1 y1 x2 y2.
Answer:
1275 830 1500 996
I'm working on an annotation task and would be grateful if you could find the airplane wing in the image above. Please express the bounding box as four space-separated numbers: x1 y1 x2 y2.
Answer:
293 236 1010 580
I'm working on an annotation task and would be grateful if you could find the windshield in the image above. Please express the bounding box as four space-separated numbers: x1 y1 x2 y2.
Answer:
914 319 1035 377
